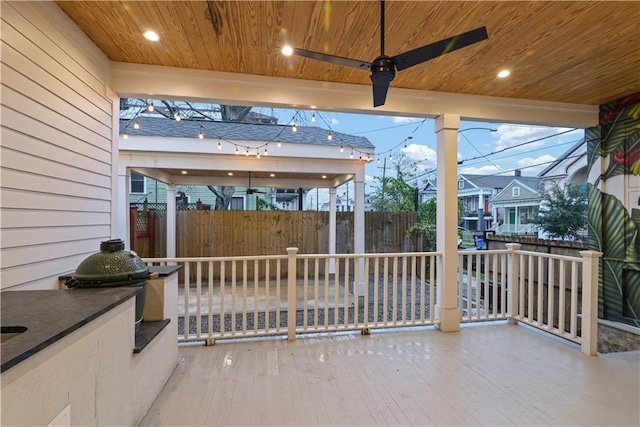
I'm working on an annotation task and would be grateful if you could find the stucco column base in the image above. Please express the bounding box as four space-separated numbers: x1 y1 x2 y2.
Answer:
436 306 461 332
507 318 519 325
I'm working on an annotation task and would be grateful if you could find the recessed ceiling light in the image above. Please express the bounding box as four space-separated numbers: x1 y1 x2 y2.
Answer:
322 175 327 179
270 173 275 177
143 30 160 42
497 69 510 78
281 45 293 56
228 172 233 176
181 170 187 175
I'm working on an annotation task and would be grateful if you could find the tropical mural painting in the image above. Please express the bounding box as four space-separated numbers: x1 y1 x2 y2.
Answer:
587 92 640 327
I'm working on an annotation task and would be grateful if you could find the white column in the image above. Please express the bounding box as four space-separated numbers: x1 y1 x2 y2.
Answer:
354 175 366 295
580 250 602 355
110 90 120 240
166 184 177 258
329 187 337 274
116 166 130 249
435 113 461 332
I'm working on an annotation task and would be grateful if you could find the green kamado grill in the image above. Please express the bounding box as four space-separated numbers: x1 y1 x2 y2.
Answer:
67 239 149 329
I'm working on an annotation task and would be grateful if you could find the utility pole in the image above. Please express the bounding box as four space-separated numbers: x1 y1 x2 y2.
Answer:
378 156 391 210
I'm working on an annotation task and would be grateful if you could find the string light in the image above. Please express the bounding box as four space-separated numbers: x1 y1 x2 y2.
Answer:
133 121 140 130
264 148 268 156
311 113 316 122
235 147 239 155
350 151 354 159
123 133 128 139
257 152 261 159
245 149 249 156
377 157 381 164
277 142 282 148
217 141 222 150
359 154 362 161
292 123 297 133
327 133 333 141
147 103 154 112
389 154 393 160
198 127 204 139
174 113 181 121
340 145 344 153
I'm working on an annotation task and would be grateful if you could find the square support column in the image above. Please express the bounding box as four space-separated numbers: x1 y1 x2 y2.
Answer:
354 175 366 296
435 114 461 332
166 184 177 258
329 187 337 274
116 168 130 249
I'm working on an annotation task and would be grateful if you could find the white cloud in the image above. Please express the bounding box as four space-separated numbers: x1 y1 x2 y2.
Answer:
392 116 422 124
494 124 579 151
517 154 556 173
401 144 437 168
459 165 506 175
329 117 339 125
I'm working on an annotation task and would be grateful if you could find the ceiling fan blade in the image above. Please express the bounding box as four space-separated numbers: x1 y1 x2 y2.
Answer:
392 27 488 72
372 77 391 107
291 48 372 70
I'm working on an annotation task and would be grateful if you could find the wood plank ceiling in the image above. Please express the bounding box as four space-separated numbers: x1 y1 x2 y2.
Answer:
57 1 640 106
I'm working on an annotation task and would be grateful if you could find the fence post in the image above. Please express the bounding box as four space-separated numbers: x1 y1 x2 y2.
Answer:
287 247 299 341
506 243 522 324
579 250 602 356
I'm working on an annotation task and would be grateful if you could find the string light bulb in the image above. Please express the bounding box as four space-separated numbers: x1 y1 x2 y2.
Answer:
123 132 128 139
327 133 333 141
198 127 204 139
257 152 261 159
277 142 282 148
264 148 268 156
217 141 222 150
340 145 344 153
245 149 249 156
292 123 297 133
377 157 381 164
147 103 154 112
389 154 393 160
235 147 239 155
311 113 316 122
133 121 140 130
350 151 354 159
174 113 181 121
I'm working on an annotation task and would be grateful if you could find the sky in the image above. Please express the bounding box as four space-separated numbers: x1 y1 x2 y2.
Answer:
256 107 585 195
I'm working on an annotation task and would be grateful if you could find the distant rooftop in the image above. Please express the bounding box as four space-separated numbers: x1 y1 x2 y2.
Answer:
120 116 374 149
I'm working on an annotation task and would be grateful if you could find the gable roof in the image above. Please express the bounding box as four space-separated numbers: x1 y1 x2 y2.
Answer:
537 139 586 177
459 174 518 190
120 116 374 149
492 178 542 203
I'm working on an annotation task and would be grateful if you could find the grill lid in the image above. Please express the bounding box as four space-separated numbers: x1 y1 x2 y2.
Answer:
70 239 149 286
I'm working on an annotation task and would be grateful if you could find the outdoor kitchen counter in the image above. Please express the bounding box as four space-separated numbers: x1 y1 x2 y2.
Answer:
0 287 140 373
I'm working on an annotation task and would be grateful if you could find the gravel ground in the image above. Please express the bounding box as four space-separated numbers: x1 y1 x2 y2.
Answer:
177 274 483 337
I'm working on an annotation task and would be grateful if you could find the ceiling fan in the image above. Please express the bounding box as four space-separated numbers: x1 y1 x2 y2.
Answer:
283 0 488 107
245 172 265 195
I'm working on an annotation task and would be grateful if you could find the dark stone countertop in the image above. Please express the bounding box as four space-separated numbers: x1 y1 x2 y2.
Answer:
148 265 183 277
1 287 141 373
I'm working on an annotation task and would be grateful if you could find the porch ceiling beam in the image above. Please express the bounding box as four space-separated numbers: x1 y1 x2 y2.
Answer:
110 62 598 128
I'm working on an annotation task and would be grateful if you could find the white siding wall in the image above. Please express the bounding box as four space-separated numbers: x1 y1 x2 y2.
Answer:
1 1 114 290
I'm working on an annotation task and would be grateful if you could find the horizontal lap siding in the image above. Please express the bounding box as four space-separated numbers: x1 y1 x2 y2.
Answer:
1 2 113 289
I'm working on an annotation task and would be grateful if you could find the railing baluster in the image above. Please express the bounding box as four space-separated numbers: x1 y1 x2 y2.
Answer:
183 261 190 341
220 261 226 337
527 254 534 322
492 254 498 318
411 255 416 324
344 257 350 329
537 255 544 327
354 256 359 329
475 252 481 320
364 257 370 327
334 258 340 330
303 258 309 331
402 256 408 325
420 255 426 324
231 260 236 336
547 258 555 331
324 257 329 331
242 260 247 335
558 260 566 335
383 257 389 326
374 257 380 327
276 259 281 333
392 256 398 326
500 254 506 318
467 255 473 321
519 254 525 321
254 259 259 334
208 261 213 338
429 255 435 324
196 261 202 338
314 258 319 331
265 260 270 334
458 253 464 315
570 261 578 338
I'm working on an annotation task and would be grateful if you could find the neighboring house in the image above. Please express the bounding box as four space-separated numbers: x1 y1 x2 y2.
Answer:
490 177 542 235
538 139 587 191
422 172 523 231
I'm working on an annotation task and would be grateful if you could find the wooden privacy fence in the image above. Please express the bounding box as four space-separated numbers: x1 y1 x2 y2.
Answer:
150 210 422 280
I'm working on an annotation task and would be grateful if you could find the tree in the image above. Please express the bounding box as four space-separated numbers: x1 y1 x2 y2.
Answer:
371 155 418 211
533 182 587 240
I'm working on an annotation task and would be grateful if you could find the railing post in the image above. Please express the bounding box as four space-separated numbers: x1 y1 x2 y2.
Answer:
579 250 602 356
287 247 299 341
506 243 522 324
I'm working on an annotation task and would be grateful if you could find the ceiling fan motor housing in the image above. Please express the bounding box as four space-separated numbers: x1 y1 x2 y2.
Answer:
370 56 396 84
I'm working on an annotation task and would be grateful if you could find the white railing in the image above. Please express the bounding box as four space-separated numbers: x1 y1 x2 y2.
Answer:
457 249 510 322
144 245 600 354
144 251 441 343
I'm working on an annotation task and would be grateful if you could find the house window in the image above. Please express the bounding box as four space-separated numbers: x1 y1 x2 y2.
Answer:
229 196 244 210
458 180 464 189
512 186 520 197
130 172 145 193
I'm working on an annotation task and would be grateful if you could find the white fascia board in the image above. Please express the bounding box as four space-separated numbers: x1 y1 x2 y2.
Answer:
110 62 598 128
120 136 374 160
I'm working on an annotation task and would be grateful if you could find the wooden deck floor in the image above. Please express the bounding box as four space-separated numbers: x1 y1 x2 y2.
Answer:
140 322 639 426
